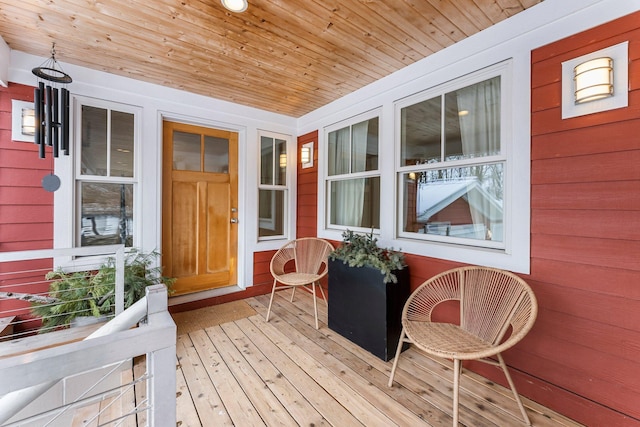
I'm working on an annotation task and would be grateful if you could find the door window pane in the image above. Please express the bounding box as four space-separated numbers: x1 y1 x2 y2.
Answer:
173 131 201 171
204 136 229 173
80 182 134 247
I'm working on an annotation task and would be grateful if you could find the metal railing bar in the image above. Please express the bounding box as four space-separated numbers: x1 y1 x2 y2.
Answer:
42 359 131 425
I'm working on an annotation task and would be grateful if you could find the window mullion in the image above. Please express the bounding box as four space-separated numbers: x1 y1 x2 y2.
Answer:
440 95 445 162
106 109 111 177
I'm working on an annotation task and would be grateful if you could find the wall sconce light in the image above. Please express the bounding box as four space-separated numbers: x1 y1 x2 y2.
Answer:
279 153 287 169
562 41 628 119
11 100 36 142
301 141 313 169
22 107 36 135
574 57 613 104
221 0 247 12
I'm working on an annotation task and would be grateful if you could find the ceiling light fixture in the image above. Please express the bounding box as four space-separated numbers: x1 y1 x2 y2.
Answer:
221 0 248 12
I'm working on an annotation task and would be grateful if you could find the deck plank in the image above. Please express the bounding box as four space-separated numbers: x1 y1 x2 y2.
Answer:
247 308 402 427
175 353 202 427
252 290 584 427
176 333 237 426
253 293 437 426
239 316 364 426
204 324 298 426
219 320 330 426
73 289 583 426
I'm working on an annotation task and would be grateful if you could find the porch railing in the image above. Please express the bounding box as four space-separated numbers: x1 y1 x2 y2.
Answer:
0 246 176 426
0 284 176 426
0 245 126 339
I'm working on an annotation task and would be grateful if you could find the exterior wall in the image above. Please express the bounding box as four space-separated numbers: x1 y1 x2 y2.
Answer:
294 10 640 426
527 12 640 424
6 50 297 300
296 130 319 238
0 83 52 251
0 83 53 332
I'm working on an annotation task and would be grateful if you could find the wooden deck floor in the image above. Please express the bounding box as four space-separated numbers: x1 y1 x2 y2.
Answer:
175 290 583 427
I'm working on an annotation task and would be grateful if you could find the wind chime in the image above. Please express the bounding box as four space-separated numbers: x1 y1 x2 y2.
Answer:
32 43 72 192
32 43 72 160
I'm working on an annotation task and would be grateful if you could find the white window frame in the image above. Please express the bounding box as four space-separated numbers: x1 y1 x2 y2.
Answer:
396 67 507 250
391 60 531 273
323 108 382 234
56 97 141 269
257 130 291 242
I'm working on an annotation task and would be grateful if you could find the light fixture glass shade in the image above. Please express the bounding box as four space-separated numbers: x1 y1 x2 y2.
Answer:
301 147 311 165
279 153 287 168
574 57 613 104
221 0 247 12
21 107 35 135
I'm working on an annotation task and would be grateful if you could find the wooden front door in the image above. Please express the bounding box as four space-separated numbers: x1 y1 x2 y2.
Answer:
162 121 238 295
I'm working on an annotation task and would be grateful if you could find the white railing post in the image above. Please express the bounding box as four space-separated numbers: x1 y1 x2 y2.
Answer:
145 285 177 426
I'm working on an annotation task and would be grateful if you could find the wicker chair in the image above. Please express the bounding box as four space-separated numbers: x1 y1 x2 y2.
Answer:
265 237 334 329
388 266 538 426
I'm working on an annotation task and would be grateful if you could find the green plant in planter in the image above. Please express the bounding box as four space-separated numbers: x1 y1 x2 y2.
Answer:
31 249 174 331
329 229 406 283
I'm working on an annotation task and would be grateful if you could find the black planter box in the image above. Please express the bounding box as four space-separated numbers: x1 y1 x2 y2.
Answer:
328 259 410 361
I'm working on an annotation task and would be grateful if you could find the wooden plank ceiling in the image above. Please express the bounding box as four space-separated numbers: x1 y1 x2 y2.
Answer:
0 0 542 117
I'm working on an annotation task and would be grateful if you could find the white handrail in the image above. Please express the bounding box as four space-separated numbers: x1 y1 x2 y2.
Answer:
0 285 176 425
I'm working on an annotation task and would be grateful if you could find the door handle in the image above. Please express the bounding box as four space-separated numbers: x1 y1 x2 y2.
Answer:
230 218 238 224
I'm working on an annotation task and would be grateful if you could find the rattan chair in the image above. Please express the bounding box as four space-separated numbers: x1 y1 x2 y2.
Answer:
265 237 334 329
388 266 538 426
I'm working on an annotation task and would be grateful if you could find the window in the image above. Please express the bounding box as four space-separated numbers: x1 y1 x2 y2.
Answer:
397 73 505 249
76 101 139 247
325 111 380 231
258 132 289 240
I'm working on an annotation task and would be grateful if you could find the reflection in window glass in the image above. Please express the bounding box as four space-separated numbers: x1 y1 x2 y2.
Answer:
275 138 286 186
80 182 134 247
260 136 286 186
204 136 229 173
400 76 501 167
173 131 201 171
110 111 134 178
401 164 504 242
260 136 274 185
81 106 108 176
400 96 441 167
329 177 380 228
258 189 285 237
328 117 379 176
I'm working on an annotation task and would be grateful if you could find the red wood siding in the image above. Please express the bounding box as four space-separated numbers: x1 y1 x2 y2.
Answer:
296 130 318 238
0 83 54 332
527 11 640 425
